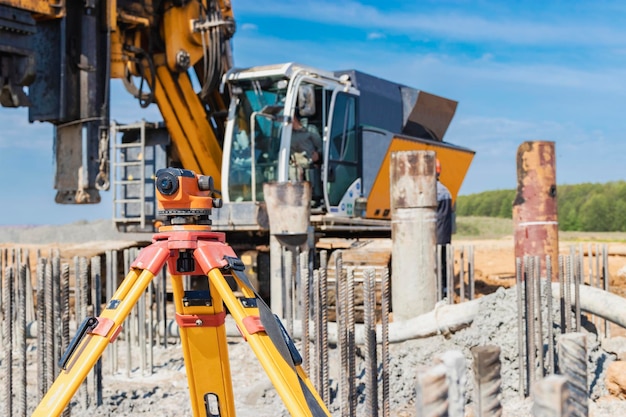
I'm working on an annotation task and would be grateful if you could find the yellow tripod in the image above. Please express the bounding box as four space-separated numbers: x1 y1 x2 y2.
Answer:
32 168 331 417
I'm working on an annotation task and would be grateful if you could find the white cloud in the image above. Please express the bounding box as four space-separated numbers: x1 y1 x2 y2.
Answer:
234 28 626 104
240 23 258 31
367 32 386 40
235 0 626 47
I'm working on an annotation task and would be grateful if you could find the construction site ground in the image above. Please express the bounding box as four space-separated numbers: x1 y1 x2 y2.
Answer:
3 219 626 415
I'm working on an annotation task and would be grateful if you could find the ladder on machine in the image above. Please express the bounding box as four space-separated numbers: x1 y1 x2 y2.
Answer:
111 120 167 232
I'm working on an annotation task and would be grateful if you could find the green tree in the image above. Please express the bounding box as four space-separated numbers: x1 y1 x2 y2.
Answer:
579 194 612 231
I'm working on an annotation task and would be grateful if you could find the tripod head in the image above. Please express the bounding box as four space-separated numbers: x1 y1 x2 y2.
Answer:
155 168 222 226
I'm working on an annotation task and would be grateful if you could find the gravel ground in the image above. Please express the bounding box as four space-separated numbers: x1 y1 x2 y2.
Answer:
3 286 626 416
2 221 626 416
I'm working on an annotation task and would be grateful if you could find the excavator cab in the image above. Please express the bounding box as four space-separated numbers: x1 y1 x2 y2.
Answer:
221 63 362 217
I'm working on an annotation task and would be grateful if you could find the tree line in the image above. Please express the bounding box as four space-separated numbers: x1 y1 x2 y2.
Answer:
456 181 626 232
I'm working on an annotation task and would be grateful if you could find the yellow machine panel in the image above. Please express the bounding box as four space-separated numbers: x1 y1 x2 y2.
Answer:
2 0 62 17
365 135 475 219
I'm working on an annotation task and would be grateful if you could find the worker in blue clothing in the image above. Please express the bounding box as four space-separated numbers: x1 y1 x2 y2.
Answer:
436 158 453 298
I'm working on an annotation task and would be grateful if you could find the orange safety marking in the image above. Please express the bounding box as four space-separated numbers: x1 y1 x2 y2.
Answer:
89 318 115 337
242 316 265 335
175 311 226 328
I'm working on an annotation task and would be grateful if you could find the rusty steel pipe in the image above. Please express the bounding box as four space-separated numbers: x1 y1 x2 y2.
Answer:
513 141 559 280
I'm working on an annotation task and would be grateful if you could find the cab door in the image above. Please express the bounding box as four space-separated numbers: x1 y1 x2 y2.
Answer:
323 92 360 216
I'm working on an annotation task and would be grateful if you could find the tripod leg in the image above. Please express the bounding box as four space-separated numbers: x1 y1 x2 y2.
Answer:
170 273 236 416
194 242 331 417
32 245 170 417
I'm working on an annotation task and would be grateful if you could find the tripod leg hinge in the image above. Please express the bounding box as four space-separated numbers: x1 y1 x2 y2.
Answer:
175 311 226 328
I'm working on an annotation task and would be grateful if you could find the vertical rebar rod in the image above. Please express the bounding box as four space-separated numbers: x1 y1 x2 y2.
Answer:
61 264 71 369
105 251 113 304
534 256 544 378
381 267 391 417
558 255 565 334
320 251 329 404
154 267 162 348
301 251 310 372
593 243 602 334
516 257 526 397
436 244 442 302
91 256 103 405
469 245 475 300
569 246 576 330
105 251 115 374
525 256 536 391
545 255 555 375
61 262 71 417
52 253 62 379
79 256 89 407
148 281 154 374
293 246 301 329
45 258 54 390
36 257 47 398
283 247 294 335
4 266 14 417
336 252 349 417
446 244 453 304
17 264 27 417
161 264 168 349
459 246 465 303
315 250 330 402
441 350 467 417
471 345 503 417
594 243 600 291
557 333 588 417
0 249 3 321
346 267 357 416
587 243 594 287
577 243 584 285
415 364 449 417
23 250 35 325
603 244 609 338
574 248 581 333
363 268 378 417
312 269 321 394
565 255 573 333
531 374 571 417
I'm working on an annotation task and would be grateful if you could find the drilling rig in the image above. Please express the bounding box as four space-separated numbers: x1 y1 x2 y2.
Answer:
0 1 474 300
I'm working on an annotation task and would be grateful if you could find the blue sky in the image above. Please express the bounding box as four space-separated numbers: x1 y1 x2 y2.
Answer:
2 0 626 225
